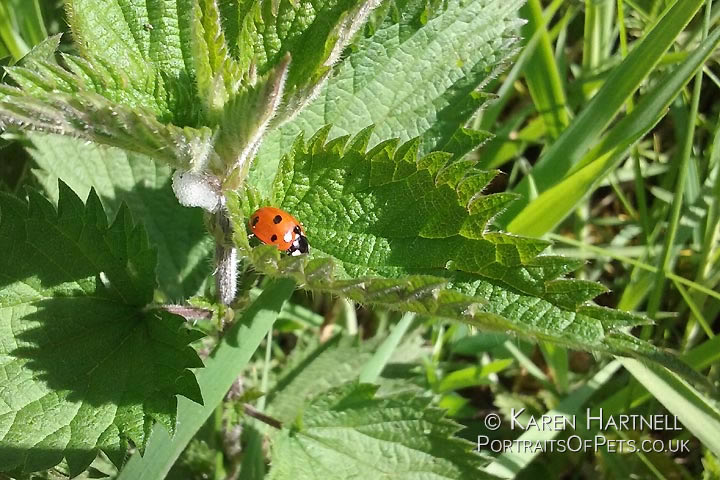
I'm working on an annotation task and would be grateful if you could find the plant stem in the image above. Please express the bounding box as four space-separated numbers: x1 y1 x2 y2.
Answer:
243 403 283 429
214 203 238 306
683 114 720 348
157 304 213 320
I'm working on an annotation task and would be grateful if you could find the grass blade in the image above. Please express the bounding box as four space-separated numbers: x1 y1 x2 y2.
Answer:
10 0 47 46
0 2 29 61
548 232 720 301
359 313 415 384
507 24 720 236
620 358 720 457
483 361 622 478
499 0 706 227
520 0 569 139
582 0 615 79
646 0 713 319
477 0 566 132
599 335 720 414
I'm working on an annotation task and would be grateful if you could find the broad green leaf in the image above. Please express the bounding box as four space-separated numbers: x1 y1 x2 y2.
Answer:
28 134 214 299
116 277 296 480
253 0 524 193
2 0 387 184
499 0 707 226
507 25 720 236
269 382 499 479
267 334 378 424
65 0 198 123
229 126 704 385
0 183 203 475
0 81 215 172
237 0 384 123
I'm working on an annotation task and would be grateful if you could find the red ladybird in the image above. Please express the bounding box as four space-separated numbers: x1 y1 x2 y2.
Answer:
249 207 309 256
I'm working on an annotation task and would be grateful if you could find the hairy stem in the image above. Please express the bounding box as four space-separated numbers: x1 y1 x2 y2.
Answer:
214 202 238 306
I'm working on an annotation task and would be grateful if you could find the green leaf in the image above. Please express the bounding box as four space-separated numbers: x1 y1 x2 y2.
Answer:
0 183 203 475
28 134 214 299
253 0 524 193
17 34 60 66
0 83 215 172
116 278 296 480
268 382 499 479
192 0 245 119
437 358 514 393
64 0 196 121
230 126 705 385
267 334 378 425
238 0 384 123
1 0 390 186
217 55 291 185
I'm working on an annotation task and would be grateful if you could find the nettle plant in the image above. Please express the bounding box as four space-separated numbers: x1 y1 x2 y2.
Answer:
0 0 706 477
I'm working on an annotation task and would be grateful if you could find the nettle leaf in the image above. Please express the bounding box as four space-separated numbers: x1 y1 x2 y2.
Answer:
0 0 385 187
192 0 245 118
28 134 214 300
229 126 704 385
266 334 379 424
254 0 522 192
0 183 203 475
268 382 498 479
218 56 291 186
238 0 383 122
0 84 216 172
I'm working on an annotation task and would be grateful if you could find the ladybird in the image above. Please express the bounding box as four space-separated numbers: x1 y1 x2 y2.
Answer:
249 206 309 256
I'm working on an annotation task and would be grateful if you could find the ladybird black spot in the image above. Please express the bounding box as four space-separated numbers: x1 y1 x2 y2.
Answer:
271 234 278 242
252 216 260 227
273 215 283 224
293 225 302 234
